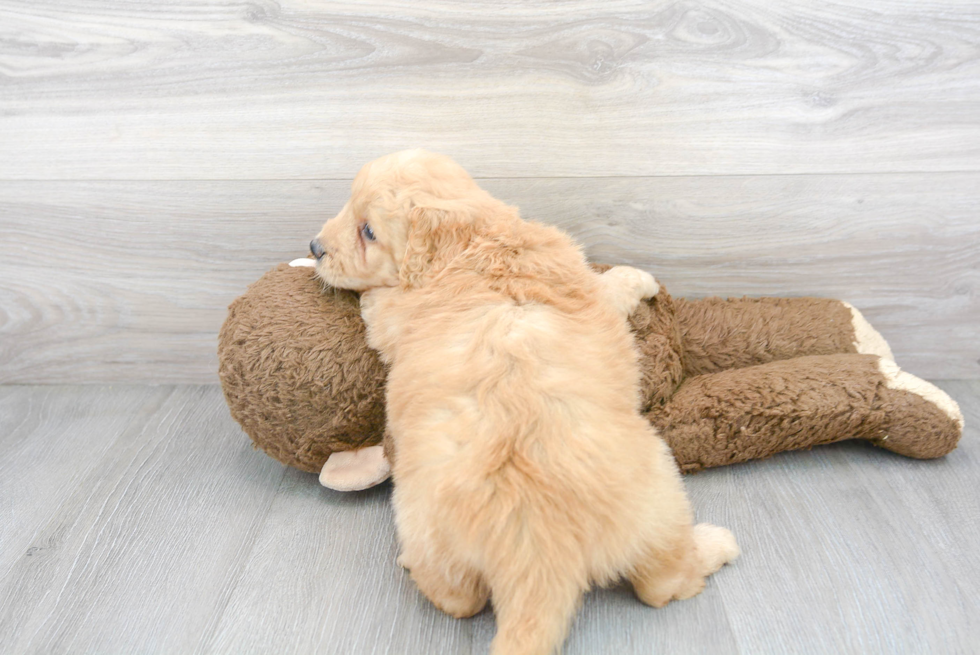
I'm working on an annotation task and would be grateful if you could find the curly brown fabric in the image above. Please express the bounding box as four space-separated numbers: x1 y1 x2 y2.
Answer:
219 264 387 473
218 262 961 475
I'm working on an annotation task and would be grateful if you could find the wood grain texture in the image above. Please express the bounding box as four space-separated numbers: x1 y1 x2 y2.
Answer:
698 379 980 654
0 386 172 578
0 385 286 654
0 382 977 653
2 2 978 651
1 0 978 179
2 173 977 383
206 471 737 655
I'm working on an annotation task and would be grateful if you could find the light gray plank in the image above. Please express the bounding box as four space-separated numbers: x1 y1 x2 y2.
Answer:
0 383 977 653
690 380 980 654
0 386 286 654
0 385 172 577
206 471 737 655
2 173 977 383
562 576 738 655
204 472 484 655
1 1 979 179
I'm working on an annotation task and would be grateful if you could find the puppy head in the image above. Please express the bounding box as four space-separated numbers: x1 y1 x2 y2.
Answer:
311 149 512 291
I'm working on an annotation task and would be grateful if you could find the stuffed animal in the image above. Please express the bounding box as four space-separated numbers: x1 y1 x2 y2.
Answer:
218 259 963 491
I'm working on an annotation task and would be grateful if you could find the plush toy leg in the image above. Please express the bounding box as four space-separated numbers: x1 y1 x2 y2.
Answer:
318 445 391 491
874 358 964 458
648 354 963 473
674 297 893 377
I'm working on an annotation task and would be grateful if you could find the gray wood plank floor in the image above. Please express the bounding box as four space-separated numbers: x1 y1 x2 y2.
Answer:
1 382 977 654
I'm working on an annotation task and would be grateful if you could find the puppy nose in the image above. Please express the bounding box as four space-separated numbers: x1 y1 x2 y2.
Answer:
310 238 326 260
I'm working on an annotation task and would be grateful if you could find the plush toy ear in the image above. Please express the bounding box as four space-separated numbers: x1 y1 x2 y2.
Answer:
399 201 478 288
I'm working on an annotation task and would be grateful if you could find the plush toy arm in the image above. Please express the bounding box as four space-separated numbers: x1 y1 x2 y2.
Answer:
648 353 962 473
319 445 391 491
674 297 894 378
600 266 660 318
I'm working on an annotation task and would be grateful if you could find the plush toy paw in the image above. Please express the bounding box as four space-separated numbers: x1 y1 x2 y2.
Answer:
873 358 964 459
843 302 895 361
319 445 391 491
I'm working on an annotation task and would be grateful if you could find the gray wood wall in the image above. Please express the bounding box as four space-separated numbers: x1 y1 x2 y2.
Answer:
2 0 978 383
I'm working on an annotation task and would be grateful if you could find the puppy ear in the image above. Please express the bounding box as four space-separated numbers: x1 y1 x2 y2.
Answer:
399 201 476 287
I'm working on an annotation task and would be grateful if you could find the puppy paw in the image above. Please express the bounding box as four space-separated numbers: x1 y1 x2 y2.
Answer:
602 266 660 317
693 523 740 574
636 270 660 300
358 288 379 322
607 265 659 298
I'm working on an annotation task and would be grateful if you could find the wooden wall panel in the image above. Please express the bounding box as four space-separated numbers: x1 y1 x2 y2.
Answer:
2 174 977 383
1 0 977 380
1 0 978 179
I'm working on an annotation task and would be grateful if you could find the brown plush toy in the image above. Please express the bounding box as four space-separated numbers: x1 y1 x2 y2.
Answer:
218 259 964 490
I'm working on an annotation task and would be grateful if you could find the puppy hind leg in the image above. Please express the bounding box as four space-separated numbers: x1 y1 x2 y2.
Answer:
488 566 585 655
629 523 738 608
692 523 740 576
629 527 703 608
407 557 489 619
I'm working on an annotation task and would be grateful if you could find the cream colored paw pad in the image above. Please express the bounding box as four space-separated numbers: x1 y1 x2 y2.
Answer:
877 358 964 429
319 445 391 491
843 302 894 361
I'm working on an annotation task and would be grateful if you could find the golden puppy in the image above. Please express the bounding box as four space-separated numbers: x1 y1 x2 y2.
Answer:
312 150 738 655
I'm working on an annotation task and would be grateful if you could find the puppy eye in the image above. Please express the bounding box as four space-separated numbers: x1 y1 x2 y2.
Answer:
361 223 376 242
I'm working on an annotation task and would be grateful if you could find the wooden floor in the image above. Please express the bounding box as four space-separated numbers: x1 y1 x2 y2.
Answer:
1 381 977 654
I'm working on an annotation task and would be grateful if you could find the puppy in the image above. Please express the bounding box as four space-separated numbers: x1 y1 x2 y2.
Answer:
312 150 738 655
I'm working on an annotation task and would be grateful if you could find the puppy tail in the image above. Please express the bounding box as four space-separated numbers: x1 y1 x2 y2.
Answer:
488 561 585 655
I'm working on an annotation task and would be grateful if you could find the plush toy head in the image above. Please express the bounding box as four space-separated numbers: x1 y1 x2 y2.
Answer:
219 261 686 474
218 262 387 473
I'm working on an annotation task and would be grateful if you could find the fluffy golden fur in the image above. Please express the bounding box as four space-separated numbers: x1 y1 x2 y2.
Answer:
313 150 738 655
